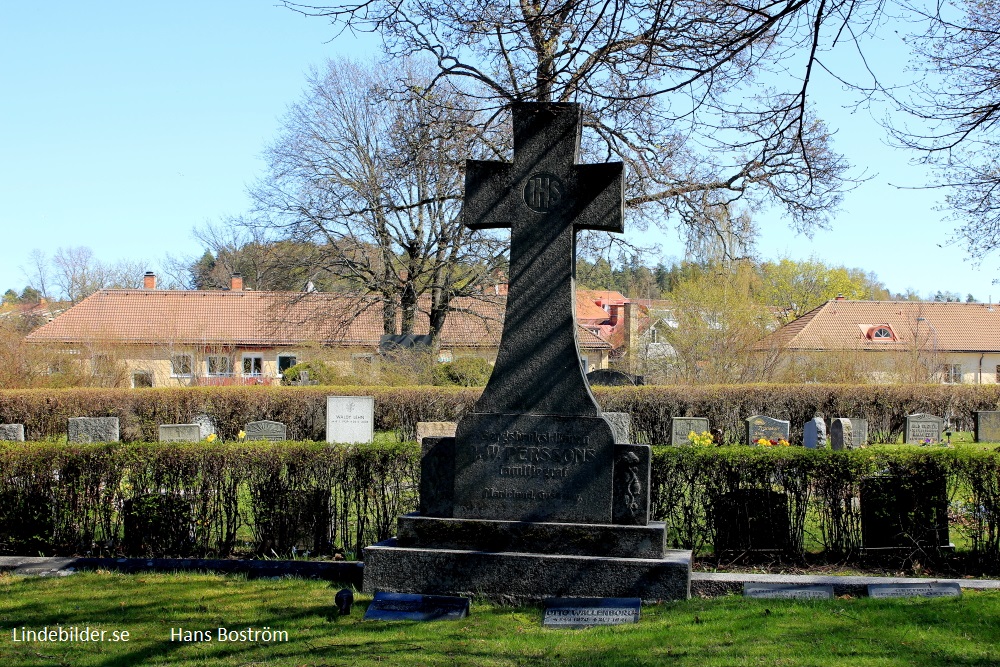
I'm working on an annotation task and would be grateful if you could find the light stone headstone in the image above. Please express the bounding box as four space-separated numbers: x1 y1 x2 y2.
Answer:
193 414 216 439
416 421 458 446
830 418 853 451
845 417 868 446
245 420 287 441
905 413 944 444
68 417 119 443
746 415 790 445
803 417 827 449
0 424 25 442
868 582 961 599
158 424 202 442
671 417 710 446
975 411 1000 443
603 411 632 444
326 396 374 444
743 584 834 599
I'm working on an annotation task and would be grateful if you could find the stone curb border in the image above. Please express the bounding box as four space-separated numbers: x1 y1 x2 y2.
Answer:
3 557 999 599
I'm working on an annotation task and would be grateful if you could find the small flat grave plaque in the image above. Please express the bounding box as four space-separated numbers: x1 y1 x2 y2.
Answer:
363 592 469 621
868 582 961 599
326 396 374 444
542 597 640 628
743 584 834 600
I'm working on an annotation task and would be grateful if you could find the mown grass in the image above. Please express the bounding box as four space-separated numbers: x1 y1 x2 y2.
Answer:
0 572 998 666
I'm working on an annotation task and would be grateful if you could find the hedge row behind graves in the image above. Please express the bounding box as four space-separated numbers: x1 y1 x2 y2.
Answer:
3 442 1000 567
3 383 1000 443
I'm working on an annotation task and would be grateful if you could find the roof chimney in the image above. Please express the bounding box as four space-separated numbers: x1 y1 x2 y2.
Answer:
231 273 244 292
834 294 846 301
143 271 156 290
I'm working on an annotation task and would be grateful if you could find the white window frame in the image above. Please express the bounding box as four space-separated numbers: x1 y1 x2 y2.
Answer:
942 363 962 384
242 354 264 377
171 353 193 377
206 355 233 377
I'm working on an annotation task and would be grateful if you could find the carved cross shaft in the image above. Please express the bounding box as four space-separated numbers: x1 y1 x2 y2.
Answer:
463 103 624 416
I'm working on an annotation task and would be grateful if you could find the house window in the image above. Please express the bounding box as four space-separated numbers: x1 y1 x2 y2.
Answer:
580 355 590 373
171 354 193 377
942 364 962 383
206 355 233 376
867 325 896 341
132 371 153 388
242 354 264 377
277 354 297 375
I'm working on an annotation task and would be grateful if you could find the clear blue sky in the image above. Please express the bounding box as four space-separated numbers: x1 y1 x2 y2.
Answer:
1 2 995 301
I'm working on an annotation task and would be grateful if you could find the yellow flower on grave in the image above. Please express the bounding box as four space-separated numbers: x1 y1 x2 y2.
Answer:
238 430 246 441
205 433 217 443
756 438 772 447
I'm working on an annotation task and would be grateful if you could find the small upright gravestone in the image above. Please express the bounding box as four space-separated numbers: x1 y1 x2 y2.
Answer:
842 417 868 446
193 414 216 440
830 418 853 451
975 411 1000 443
68 417 119 443
326 396 374 444
746 415 790 445
671 417 710 446
0 424 25 442
904 413 945 444
158 424 201 442
244 420 287 441
803 417 826 449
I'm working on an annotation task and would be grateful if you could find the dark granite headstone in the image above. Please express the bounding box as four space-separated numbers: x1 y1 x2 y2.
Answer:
67 417 119 443
454 103 625 524
860 474 950 554
975 411 1000 443
904 413 944 444
671 417 710 446
830 418 853 451
363 592 469 621
745 416 790 445
245 420 287 441
0 424 25 442
542 597 640 628
586 369 643 386
803 417 826 449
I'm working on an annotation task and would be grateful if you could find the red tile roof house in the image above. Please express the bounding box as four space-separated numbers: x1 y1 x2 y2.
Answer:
25 273 614 388
762 297 1000 384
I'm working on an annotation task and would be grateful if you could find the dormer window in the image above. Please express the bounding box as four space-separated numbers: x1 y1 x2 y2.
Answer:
866 324 896 341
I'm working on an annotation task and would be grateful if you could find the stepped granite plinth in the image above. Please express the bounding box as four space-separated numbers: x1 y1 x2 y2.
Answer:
361 102 691 602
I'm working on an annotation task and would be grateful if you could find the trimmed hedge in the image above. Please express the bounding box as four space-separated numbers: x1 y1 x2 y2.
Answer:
4 384 1000 444
3 441 1000 567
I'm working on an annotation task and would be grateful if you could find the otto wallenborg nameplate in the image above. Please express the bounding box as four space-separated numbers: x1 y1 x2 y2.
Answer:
743 584 834 600
867 582 961 599
362 592 470 621
542 597 640 628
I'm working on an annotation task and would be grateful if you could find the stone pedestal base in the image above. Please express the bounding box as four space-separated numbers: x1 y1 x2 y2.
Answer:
363 539 692 602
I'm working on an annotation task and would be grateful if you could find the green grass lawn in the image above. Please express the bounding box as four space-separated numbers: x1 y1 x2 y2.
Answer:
1 572 999 666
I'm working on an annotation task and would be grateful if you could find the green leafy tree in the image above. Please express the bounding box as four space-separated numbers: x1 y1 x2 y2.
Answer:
757 258 889 323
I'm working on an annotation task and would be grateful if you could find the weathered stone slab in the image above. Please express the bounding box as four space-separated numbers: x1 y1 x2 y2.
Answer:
67 417 119 443
158 424 201 442
830 418 853 451
905 413 944 444
453 413 615 523
542 597 640 628
746 416 790 445
245 420 287 441
362 592 470 621
975 411 1000 443
603 412 632 444
0 424 25 442
326 396 374 444
396 514 667 559
671 417 710 446
803 418 827 449
743 584 834 599
868 582 961 599
363 539 692 602
845 417 868 446
416 421 457 445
